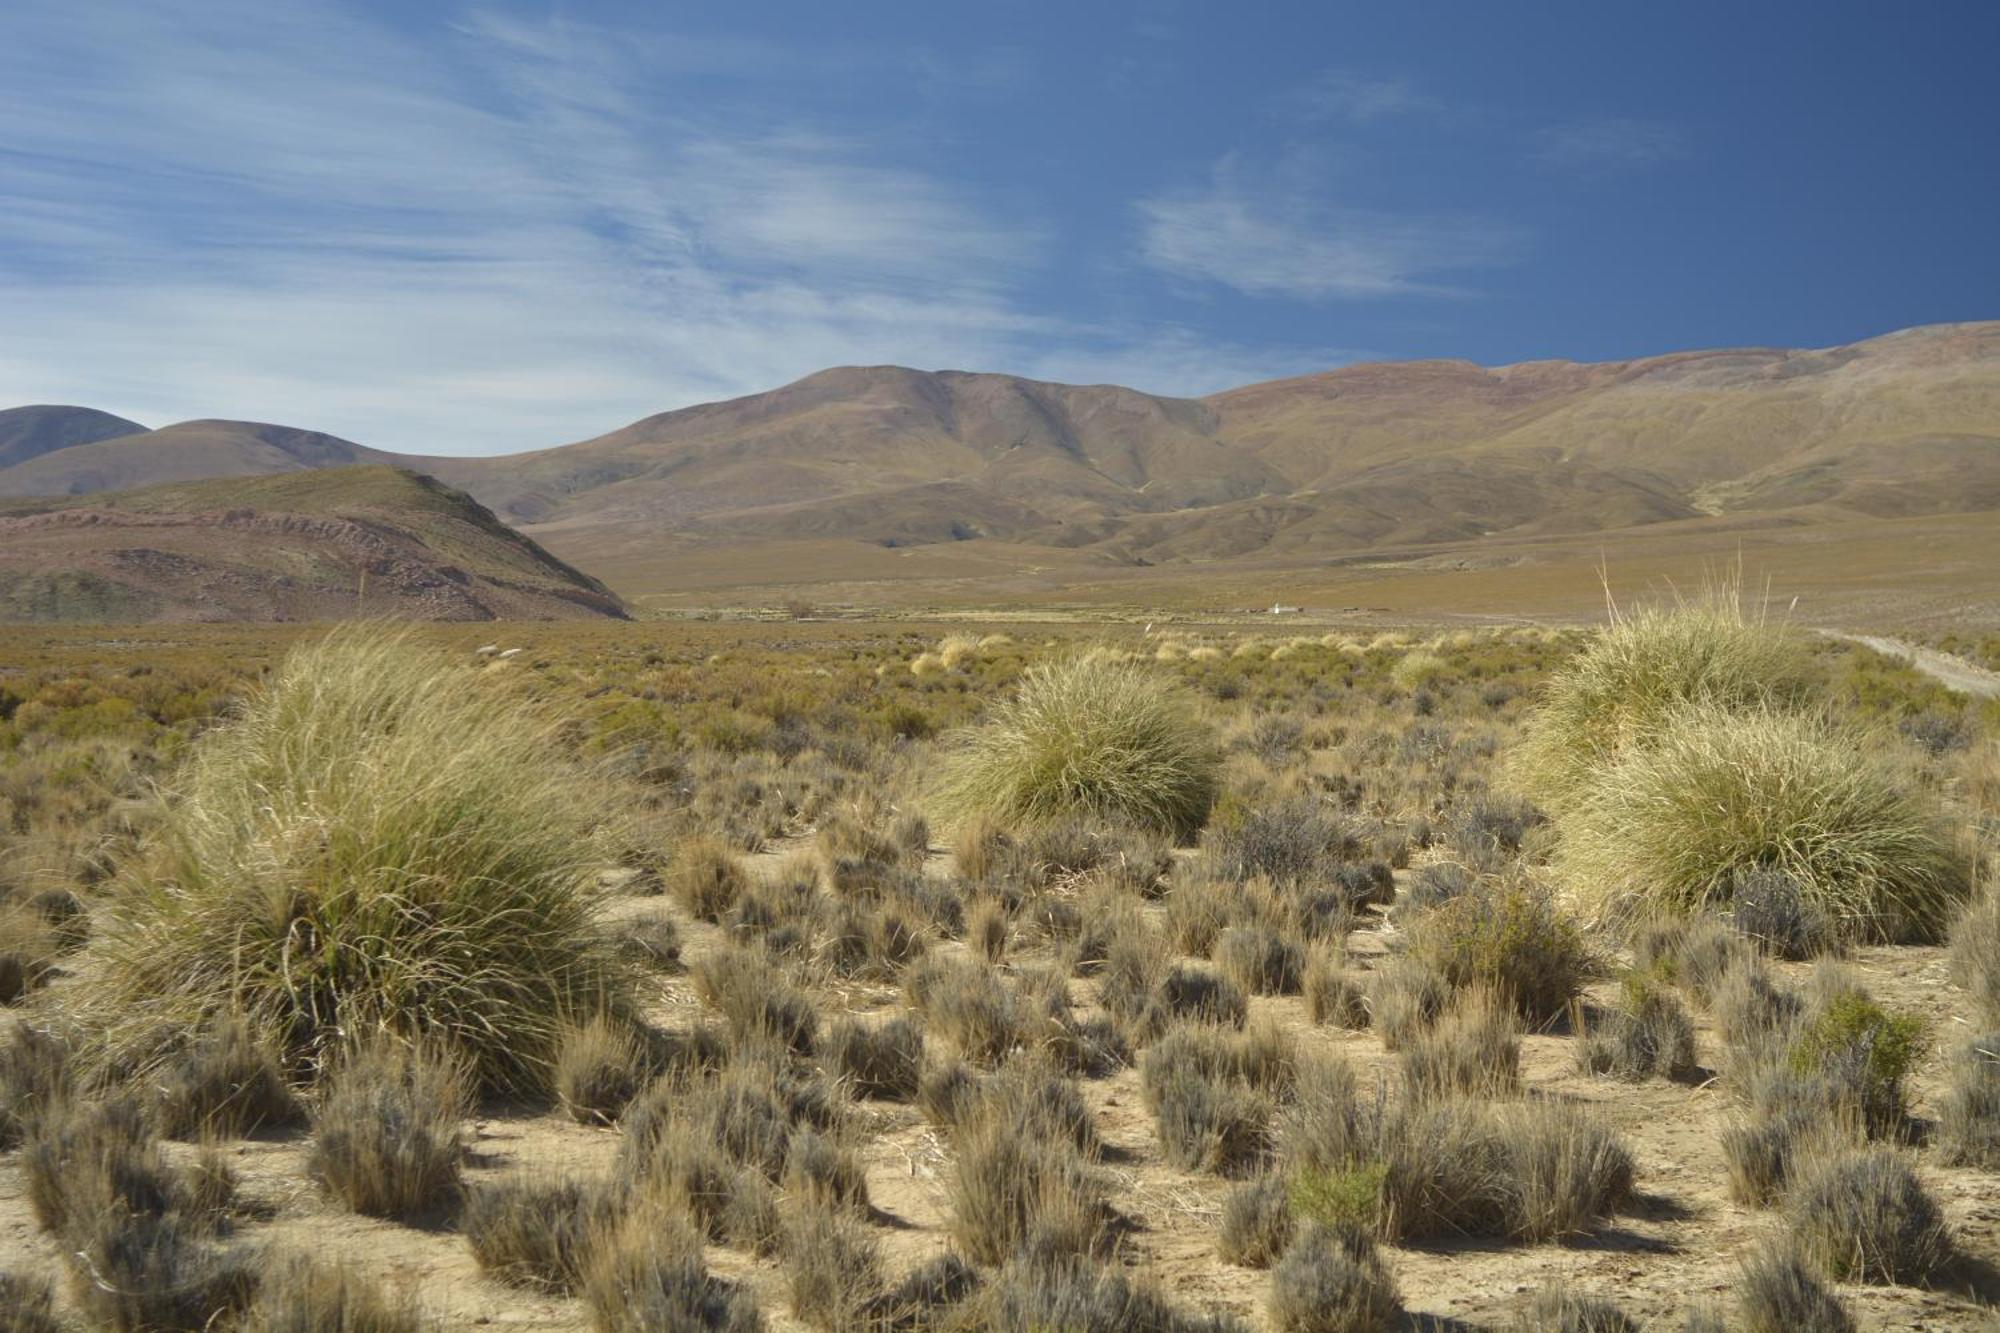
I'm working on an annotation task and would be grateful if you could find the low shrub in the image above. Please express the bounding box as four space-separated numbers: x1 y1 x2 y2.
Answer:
1266 1224 1402 1333
243 1254 424 1333
1730 867 1834 960
1577 976 1696 1081
463 1174 620 1293
1734 1244 1854 1333
1940 1031 2000 1167
934 656 1221 840
1405 881 1595 1025
1784 1145 1951 1285
556 1015 647 1125
1217 1175 1293 1268
309 1042 467 1220
583 1212 764 1333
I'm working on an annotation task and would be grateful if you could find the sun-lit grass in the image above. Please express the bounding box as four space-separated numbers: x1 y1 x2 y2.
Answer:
1512 582 1820 814
933 654 1221 840
73 628 637 1093
1557 702 1970 941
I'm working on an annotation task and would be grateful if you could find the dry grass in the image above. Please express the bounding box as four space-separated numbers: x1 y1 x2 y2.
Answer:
934 656 1221 839
309 1041 468 1220
75 630 636 1094
1557 703 1970 941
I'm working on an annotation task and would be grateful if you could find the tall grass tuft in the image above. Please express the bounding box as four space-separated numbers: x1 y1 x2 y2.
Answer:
1556 703 1969 941
78 629 637 1094
1511 581 1819 814
934 656 1220 840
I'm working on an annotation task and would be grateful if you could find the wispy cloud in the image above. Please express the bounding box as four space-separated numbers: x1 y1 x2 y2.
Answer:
1534 118 1688 169
1137 156 1517 301
1278 71 1438 124
0 0 1310 453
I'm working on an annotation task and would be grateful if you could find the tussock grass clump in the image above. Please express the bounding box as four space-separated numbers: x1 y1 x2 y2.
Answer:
1149 1059 1274 1176
1214 924 1305 996
0 1273 58 1333
669 836 750 922
782 1205 882 1330
68 1209 257 1333
783 1129 871 1214
0 1021 71 1151
1512 587 1819 815
583 1213 765 1333
693 947 819 1056
309 1042 468 1220
1577 975 1697 1082
934 656 1221 840
1206 798 1360 890
826 1015 924 1100
80 630 634 1094
152 1012 298 1136
1510 1283 1637 1332
1558 704 1970 942
948 1114 1111 1265
1940 1031 2000 1167
556 1015 647 1125
1266 1223 1401 1333
1218 1175 1294 1268
1948 887 2000 1026
244 1254 425 1333
463 1174 620 1293
1303 948 1369 1029
1367 957 1449 1051
1734 1245 1855 1333
977 1254 1241 1333
1400 988 1521 1099
1784 1145 1952 1285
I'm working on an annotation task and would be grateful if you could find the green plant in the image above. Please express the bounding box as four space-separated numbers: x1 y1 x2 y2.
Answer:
1557 703 1970 942
80 630 635 1094
934 656 1221 840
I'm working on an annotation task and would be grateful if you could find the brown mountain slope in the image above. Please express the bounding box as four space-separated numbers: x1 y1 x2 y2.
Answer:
0 419 396 498
0 467 627 623
3 321 1995 605
427 321 2000 562
0 405 146 470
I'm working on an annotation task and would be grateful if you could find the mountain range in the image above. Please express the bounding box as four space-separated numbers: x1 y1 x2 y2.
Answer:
2 320 1996 619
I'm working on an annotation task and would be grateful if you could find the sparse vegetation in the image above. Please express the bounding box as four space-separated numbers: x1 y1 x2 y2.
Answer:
0 615 1988 1330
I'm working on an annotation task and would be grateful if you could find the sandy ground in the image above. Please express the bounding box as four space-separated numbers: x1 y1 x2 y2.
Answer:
4 840 1998 1331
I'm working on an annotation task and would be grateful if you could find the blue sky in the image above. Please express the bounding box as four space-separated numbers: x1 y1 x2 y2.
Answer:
2 1 1996 456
